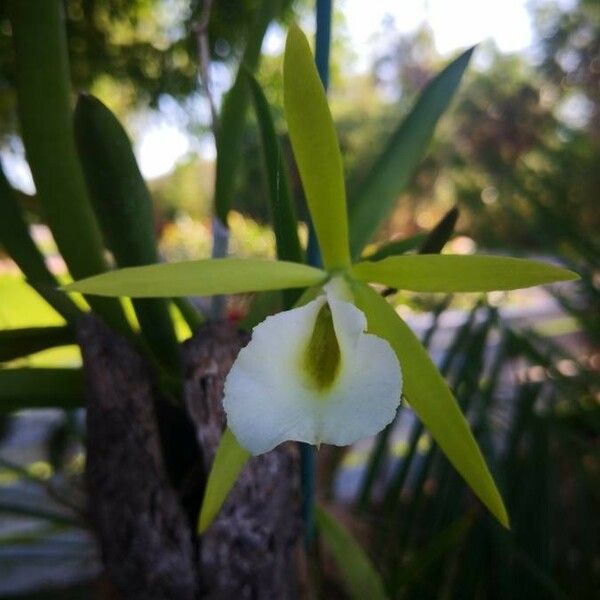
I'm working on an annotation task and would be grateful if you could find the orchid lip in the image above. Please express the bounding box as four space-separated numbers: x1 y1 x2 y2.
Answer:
222 281 403 455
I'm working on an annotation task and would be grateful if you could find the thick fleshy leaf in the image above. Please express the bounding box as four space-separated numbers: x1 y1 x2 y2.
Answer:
197 428 250 533
0 368 83 413
351 281 509 527
284 25 350 270
352 255 578 293
248 72 304 310
248 73 303 266
8 0 129 334
0 162 82 324
316 505 389 600
214 0 282 222
64 259 327 297
75 93 180 370
348 47 474 258
0 326 74 363
223 284 401 454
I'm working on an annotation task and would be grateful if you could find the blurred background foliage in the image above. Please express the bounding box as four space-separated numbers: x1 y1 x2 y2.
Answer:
0 0 596 250
0 0 598 598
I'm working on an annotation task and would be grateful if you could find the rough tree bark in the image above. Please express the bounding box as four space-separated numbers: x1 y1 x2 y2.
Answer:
183 322 301 599
78 315 199 600
78 316 300 600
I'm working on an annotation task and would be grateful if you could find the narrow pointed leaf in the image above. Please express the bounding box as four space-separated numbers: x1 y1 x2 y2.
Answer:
214 0 282 222
248 73 303 265
0 368 83 413
418 206 459 254
352 255 578 293
0 326 74 363
315 505 389 600
284 25 350 270
351 281 509 527
248 72 304 309
64 259 327 297
74 93 179 370
198 428 250 533
349 47 474 258
0 162 82 324
363 233 427 262
8 0 129 334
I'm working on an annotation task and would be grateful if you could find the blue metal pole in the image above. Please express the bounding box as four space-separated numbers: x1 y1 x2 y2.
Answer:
301 0 333 545
305 0 332 268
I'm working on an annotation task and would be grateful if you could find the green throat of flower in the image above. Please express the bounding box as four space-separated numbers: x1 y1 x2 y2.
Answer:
302 304 341 391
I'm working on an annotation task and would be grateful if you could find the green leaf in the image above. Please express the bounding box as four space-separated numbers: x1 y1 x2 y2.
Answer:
418 206 459 254
0 368 83 413
8 0 129 334
363 233 427 262
0 326 74 363
172 297 205 332
352 255 579 293
247 73 303 265
283 24 350 270
351 281 509 527
214 0 282 222
74 93 179 371
315 504 389 600
64 258 327 297
198 428 250 533
348 47 475 258
247 72 304 309
0 162 82 324
26 280 83 326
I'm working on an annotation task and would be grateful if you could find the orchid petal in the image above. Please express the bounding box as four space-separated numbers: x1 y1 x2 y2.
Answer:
64 258 327 297
223 285 402 454
351 280 509 528
283 25 350 270
352 255 578 293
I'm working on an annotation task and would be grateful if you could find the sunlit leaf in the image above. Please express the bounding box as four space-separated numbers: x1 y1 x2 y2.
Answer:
0 163 82 325
352 255 578 292
198 428 250 533
315 504 389 600
172 297 205 332
351 281 509 527
284 24 350 270
348 47 474 258
64 259 327 297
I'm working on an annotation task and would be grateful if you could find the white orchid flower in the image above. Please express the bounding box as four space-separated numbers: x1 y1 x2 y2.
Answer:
223 279 402 454
66 24 577 533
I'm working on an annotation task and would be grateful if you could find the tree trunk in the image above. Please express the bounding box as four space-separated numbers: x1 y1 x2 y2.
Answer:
78 316 300 600
183 322 301 599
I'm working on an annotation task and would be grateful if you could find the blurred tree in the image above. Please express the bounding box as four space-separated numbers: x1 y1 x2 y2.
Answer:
0 0 297 130
341 0 600 254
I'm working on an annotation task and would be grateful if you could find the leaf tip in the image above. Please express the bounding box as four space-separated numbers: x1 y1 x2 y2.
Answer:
559 268 580 282
197 505 212 535
496 500 511 530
